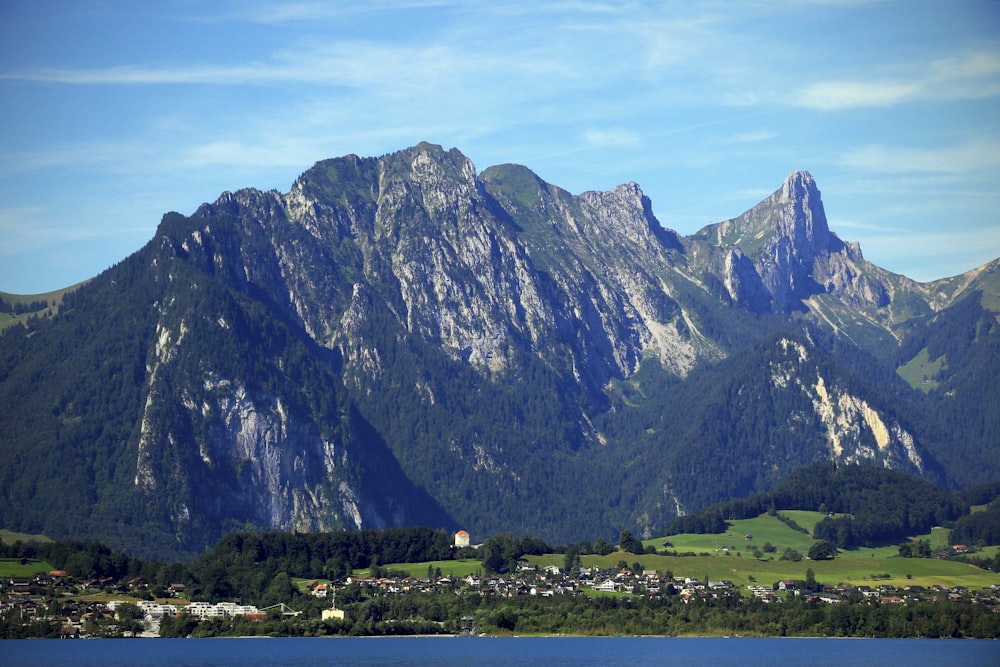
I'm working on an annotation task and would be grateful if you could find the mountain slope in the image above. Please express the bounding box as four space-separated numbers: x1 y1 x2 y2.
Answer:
0 143 996 558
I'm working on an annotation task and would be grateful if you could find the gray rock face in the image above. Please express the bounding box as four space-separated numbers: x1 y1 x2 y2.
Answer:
697 170 890 314
135 147 957 542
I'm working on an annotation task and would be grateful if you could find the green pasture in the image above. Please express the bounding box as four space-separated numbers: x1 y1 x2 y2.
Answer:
777 510 845 535
896 347 944 392
0 528 53 546
354 559 485 580
0 558 56 577
647 513 826 555
293 577 328 593
0 287 78 333
976 545 1000 559
563 550 999 592
574 514 1000 591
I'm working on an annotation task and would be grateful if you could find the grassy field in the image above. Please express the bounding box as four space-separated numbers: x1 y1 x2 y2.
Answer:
896 347 944 392
367 559 485 579
0 558 56 577
525 513 998 592
527 550 1000 592
0 286 81 332
644 512 828 555
0 529 53 545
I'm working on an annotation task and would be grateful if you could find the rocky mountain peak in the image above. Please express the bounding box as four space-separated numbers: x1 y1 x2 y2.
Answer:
776 169 832 258
693 170 888 313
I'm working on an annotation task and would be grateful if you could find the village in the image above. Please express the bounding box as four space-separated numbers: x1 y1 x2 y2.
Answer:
4 557 1000 638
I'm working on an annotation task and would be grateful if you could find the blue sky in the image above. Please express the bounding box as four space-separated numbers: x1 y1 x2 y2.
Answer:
1 0 998 294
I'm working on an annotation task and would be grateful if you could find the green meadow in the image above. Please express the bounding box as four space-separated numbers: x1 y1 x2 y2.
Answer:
524 512 999 592
0 558 56 578
363 559 486 579
0 528 53 546
0 287 79 333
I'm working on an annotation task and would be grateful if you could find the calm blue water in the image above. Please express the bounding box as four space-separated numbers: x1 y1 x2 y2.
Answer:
2 637 998 667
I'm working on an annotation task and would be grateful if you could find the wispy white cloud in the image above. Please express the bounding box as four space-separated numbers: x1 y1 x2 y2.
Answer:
0 62 316 86
196 0 465 25
581 128 641 147
728 130 777 144
796 80 923 110
794 47 1000 110
930 49 1000 81
840 139 1000 173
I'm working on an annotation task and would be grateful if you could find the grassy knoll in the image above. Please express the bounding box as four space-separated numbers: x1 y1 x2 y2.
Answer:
606 515 1000 591
0 529 53 545
521 513 999 593
0 558 56 577
355 559 485 579
777 510 842 534
561 551 999 592
293 577 327 593
646 513 821 555
896 347 944 392
0 286 81 333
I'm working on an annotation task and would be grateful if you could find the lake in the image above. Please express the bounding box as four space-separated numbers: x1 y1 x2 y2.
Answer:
3 636 998 666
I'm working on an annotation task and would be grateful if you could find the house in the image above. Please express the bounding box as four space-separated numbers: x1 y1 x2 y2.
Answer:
322 607 347 621
9 577 31 594
454 530 470 548
857 586 880 599
312 583 328 598
748 585 776 601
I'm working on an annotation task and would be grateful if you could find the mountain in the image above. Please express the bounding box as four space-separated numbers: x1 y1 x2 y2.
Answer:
1 142 997 559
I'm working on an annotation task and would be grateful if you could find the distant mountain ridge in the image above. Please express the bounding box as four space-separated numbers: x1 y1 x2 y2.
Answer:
1 142 997 560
